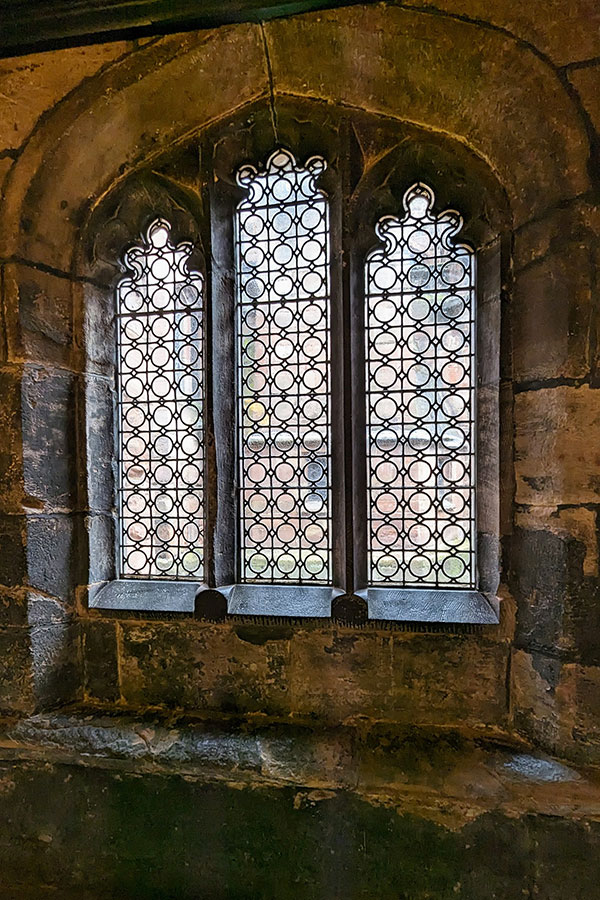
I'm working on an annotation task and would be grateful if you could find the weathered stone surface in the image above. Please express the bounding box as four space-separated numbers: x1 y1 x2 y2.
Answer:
569 63 600 134
26 515 78 603
118 621 292 715
289 629 508 727
0 42 130 151
512 649 600 765
1 25 268 268
21 365 76 511
0 515 26 588
3 264 74 367
114 620 509 727
289 630 393 723
512 242 593 382
85 514 115 585
30 619 80 709
515 505 598 577
0 626 32 713
265 7 589 225
0 366 23 515
81 620 119 704
0 158 13 197
508 527 584 653
0 588 29 627
0 744 599 898
515 386 600 506
512 199 599 272
400 0 600 66
81 283 114 376
84 376 115 515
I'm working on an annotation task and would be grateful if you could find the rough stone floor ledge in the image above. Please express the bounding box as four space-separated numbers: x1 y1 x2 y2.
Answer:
1 711 596 819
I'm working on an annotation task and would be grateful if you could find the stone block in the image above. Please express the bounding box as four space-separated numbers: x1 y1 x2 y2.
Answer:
81 283 115 376
84 376 115 513
82 620 120 704
288 628 508 728
557 663 600 755
118 621 292 715
512 242 592 382
3 264 74 367
86 514 116 585
515 505 598 577
388 633 508 727
508 527 584 653
0 625 33 714
30 618 81 710
289 630 393 723
511 647 561 751
21 365 76 511
515 385 600 506
0 42 130 151
26 515 79 604
512 648 600 765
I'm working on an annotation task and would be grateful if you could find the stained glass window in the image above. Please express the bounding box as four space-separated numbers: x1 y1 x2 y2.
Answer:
116 219 204 579
365 183 476 588
235 148 332 584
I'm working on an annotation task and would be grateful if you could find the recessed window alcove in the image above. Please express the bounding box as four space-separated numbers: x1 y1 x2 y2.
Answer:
82 99 509 627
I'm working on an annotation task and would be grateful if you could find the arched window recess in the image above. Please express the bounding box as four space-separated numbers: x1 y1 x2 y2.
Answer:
83 103 505 625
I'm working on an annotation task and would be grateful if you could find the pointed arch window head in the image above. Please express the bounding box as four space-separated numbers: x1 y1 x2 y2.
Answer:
116 218 204 580
365 183 476 589
235 148 332 584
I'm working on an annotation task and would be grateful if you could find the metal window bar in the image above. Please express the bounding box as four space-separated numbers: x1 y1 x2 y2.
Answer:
115 218 205 579
234 148 332 584
365 183 476 588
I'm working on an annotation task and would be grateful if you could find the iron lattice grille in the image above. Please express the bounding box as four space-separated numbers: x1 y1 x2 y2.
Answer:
235 148 332 583
365 183 476 588
116 219 204 579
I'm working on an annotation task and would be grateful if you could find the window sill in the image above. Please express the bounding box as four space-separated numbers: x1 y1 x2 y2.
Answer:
90 580 498 626
358 588 499 625
89 579 201 613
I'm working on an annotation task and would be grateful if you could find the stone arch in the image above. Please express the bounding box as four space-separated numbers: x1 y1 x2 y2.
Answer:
0 6 591 274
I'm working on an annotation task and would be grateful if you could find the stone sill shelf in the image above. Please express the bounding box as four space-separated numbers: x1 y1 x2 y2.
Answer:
90 580 499 627
1 712 597 823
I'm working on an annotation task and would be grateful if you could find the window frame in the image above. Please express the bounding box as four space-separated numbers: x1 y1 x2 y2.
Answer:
84 97 505 626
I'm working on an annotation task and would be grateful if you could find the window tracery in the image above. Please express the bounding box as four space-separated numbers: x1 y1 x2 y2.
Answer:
235 149 332 584
365 184 476 588
115 219 204 579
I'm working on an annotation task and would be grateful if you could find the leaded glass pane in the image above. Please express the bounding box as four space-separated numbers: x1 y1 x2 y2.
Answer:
235 148 332 583
116 219 204 579
365 183 476 587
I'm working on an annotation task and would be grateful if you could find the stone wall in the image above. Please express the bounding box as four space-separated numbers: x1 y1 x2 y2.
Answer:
0 1 598 768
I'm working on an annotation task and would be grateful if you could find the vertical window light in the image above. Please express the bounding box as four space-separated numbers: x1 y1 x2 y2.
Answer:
235 149 331 583
116 219 204 579
365 184 475 588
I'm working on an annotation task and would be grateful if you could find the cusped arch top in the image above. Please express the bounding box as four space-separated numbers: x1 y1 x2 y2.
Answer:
0 5 591 273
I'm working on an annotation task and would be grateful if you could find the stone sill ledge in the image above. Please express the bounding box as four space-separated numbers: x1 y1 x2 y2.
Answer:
90 580 499 626
1 712 596 821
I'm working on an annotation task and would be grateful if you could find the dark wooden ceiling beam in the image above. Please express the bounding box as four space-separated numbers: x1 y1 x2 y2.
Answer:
0 0 368 57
